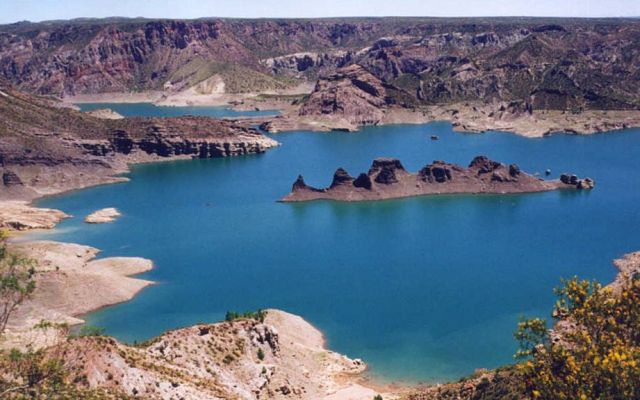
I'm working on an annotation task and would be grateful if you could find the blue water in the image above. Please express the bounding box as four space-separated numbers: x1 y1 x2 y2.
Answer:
31 120 640 383
77 102 279 118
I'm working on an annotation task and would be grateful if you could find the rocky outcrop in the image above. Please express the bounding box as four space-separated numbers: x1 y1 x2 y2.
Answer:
353 173 373 190
282 156 592 202
2 170 22 186
297 64 393 128
369 158 407 184
330 168 355 188
6 306 373 400
262 50 353 77
560 173 595 190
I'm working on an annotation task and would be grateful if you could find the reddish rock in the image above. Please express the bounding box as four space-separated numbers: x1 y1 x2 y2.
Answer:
282 156 588 202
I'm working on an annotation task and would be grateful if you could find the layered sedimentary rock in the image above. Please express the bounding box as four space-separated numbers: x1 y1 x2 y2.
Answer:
282 156 593 202
261 50 353 78
0 80 278 200
299 64 390 126
1 18 639 110
261 64 416 132
2 18 640 136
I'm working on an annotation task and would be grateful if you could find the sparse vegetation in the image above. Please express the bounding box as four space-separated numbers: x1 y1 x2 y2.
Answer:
168 58 294 93
0 347 132 399
0 230 36 335
257 348 265 361
72 325 106 338
224 309 267 323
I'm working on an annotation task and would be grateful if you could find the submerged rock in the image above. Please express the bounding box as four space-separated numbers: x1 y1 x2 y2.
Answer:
85 208 121 224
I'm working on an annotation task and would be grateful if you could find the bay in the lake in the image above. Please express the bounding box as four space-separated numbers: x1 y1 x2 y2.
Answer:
32 105 640 382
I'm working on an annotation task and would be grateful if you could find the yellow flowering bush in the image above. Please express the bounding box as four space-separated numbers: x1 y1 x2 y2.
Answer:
516 277 640 400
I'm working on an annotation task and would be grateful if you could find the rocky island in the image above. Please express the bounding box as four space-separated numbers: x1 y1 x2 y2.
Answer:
283 156 594 202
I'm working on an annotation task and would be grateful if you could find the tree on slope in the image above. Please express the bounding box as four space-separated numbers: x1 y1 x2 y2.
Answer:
0 230 35 335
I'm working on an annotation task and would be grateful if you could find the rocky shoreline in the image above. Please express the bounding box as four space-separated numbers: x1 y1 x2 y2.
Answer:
3 199 638 400
283 156 593 202
257 64 640 137
3 240 154 349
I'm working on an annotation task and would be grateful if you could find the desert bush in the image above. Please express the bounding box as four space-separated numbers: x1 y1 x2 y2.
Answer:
516 277 640 399
0 231 36 335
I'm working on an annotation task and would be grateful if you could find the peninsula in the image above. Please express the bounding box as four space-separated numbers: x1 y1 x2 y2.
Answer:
0 79 278 200
282 156 594 202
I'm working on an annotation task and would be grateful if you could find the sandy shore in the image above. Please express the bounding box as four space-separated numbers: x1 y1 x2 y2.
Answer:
3 240 153 350
63 82 312 109
85 108 125 119
0 201 70 231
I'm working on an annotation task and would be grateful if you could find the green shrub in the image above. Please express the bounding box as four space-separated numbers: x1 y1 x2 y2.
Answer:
73 325 105 337
0 230 36 335
225 309 267 323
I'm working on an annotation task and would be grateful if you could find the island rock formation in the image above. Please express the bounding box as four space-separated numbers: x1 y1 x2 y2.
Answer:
283 156 594 202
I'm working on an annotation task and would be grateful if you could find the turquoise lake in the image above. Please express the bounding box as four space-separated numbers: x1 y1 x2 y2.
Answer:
76 102 279 118
31 106 640 383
